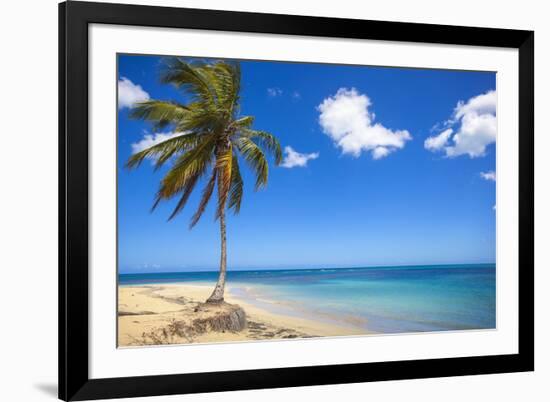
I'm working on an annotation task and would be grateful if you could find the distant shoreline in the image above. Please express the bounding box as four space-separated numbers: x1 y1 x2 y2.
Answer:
119 262 497 277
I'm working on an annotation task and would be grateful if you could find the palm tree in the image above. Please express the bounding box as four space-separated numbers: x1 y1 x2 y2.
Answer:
125 58 281 303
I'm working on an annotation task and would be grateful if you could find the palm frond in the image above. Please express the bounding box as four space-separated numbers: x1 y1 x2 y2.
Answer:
205 62 241 115
172 102 224 133
126 58 282 226
160 58 215 106
227 154 243 214
235 137 269 190
190 170 217 228
125 131 203 170
166 173 201 220
129 100 190 130
239 128 282 164
158 135 216 198
232 115 254 129
215 144 233 219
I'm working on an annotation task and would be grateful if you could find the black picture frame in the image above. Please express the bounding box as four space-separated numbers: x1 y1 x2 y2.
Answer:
59 1 534 400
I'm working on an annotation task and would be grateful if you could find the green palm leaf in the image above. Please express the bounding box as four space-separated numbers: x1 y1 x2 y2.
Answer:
235 137 269 190
125 131 203 170
227 154 243 214
232 115 254 129
190 170 217 228
125 59 281 223
240 128 282 164
157 135 216 199
207 62 241 114
129 100 190 126
166 173 201 221
215 144 234 219
160 58 216 106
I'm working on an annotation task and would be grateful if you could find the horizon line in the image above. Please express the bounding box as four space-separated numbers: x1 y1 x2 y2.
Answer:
119 261 496 275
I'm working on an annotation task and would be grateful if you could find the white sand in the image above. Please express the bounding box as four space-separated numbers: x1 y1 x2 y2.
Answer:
118 283 371 347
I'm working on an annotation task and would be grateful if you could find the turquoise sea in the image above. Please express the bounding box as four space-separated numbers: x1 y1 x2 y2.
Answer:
119 263 496 334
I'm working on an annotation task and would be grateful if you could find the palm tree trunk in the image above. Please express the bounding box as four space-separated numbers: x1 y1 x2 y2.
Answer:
206 208 227 303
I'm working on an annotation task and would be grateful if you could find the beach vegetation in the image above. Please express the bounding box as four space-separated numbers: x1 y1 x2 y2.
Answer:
126 58 281 303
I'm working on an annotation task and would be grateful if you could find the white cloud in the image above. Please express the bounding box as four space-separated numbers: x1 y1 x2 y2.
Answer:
280 146 319 168
317 88 411 159
372 147 391 160
267 87 283 97
480 171 496 181
292 91 301 100
425 90 496 158
131 131 184 160
118 77 149 109
479 170 496 211
455 90 496 120
424 128 453 152
140 263 161 270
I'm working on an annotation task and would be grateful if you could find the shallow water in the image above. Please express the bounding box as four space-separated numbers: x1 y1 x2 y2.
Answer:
119 264 496 334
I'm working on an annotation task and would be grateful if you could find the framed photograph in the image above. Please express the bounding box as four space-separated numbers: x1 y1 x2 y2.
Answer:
59 1 534 400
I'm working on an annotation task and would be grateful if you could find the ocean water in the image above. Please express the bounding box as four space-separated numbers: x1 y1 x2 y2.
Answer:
119 264 496 334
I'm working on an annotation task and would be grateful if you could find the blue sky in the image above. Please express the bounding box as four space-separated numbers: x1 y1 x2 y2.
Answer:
117 54 496 273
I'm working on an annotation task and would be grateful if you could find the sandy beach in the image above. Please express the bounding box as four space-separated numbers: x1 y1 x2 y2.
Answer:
118 283 370 347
